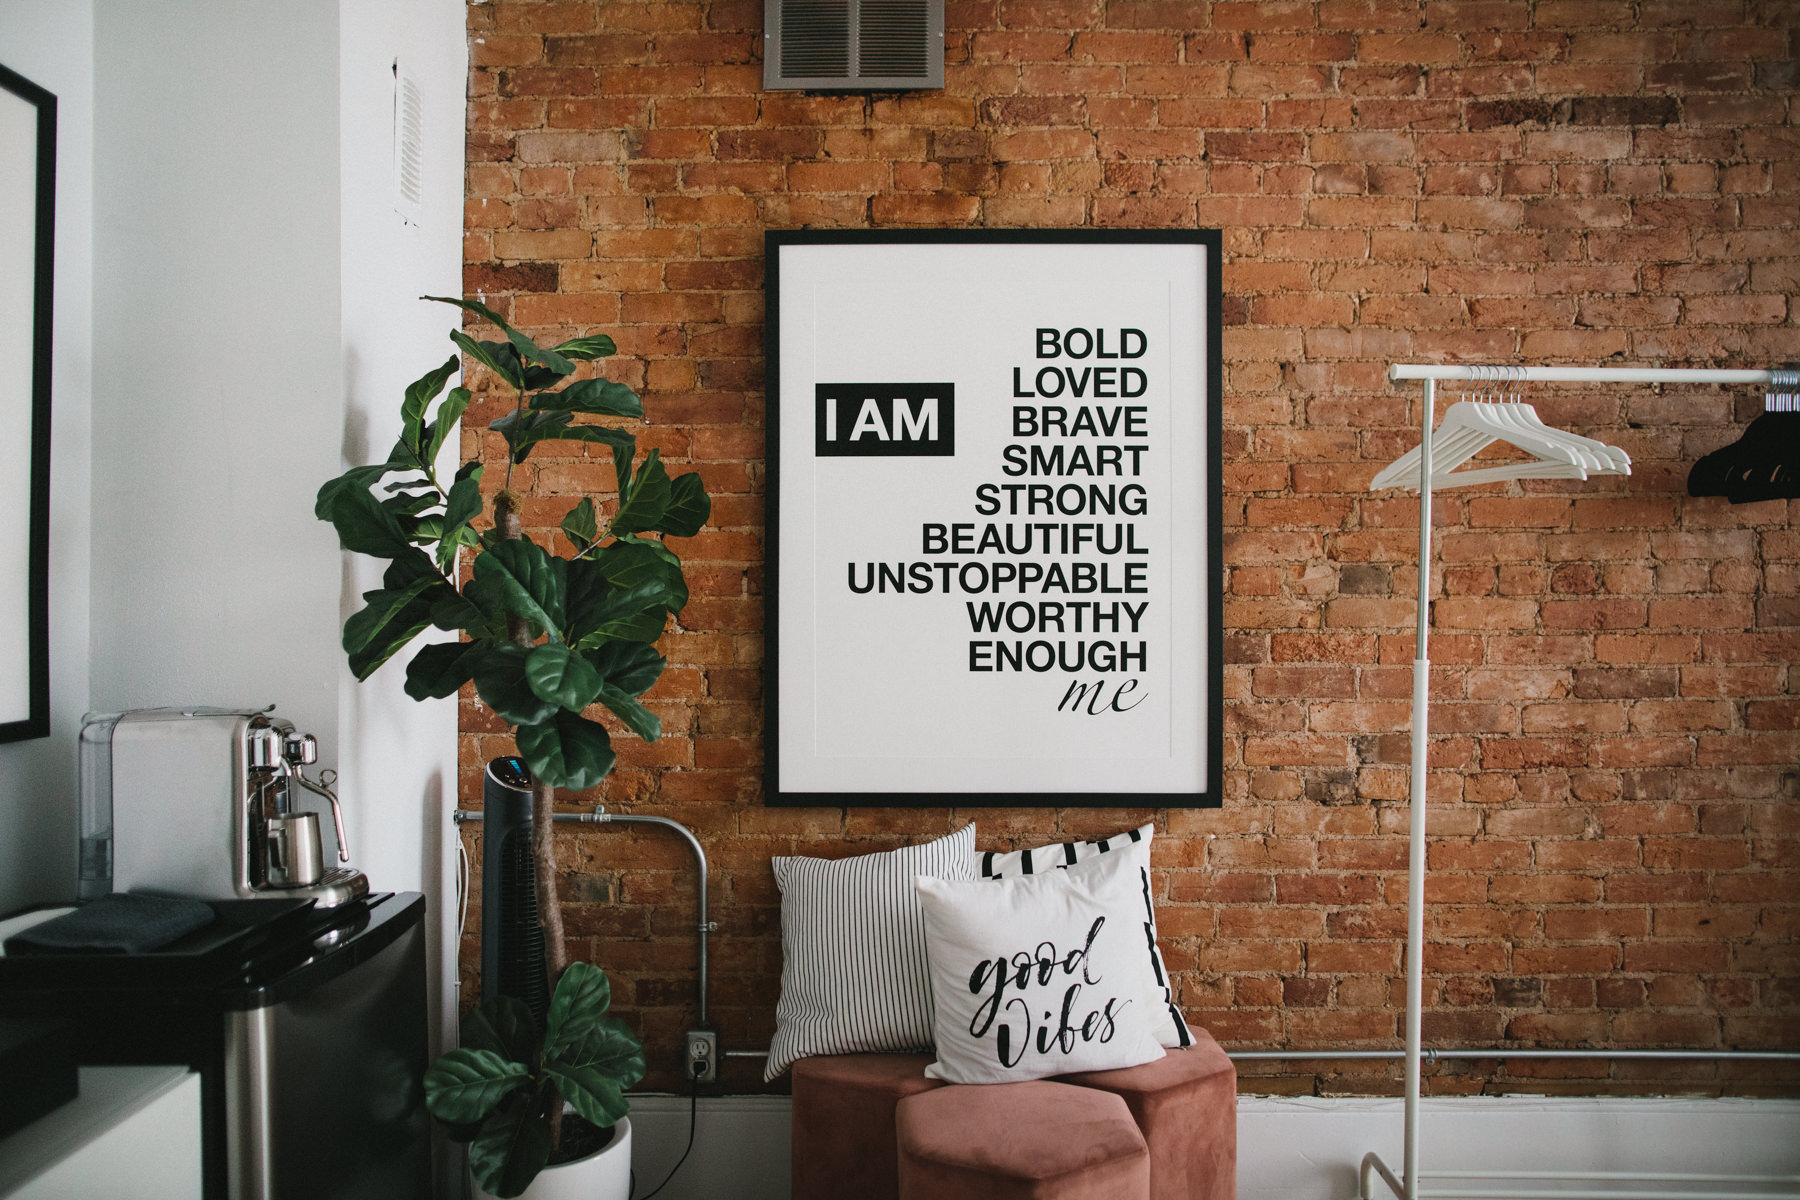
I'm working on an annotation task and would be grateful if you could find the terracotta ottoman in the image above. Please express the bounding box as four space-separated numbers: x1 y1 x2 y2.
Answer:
896 1079 1150 1200
790 1052 943 1200
1058 1032 1238 1200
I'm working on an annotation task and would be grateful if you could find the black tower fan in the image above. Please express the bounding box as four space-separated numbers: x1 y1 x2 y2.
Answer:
481 756 549 1023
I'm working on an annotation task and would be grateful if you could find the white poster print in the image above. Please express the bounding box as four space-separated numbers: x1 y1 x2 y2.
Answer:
774 238 1212 799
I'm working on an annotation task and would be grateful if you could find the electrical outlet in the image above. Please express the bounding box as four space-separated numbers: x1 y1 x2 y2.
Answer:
685 1029 718 1082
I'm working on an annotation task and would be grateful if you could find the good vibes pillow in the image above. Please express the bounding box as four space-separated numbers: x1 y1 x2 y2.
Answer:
979 825 1192 1050
914 851 1166 1085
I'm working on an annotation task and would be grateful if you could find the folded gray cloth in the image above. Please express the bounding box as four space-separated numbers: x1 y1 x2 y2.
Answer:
4 893 214 955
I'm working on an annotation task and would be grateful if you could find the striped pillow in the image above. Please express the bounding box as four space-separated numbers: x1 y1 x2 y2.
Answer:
979 824 1192 1050
766 824 977 1080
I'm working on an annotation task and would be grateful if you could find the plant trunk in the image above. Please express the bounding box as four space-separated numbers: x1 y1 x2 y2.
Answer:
495 494 568 1149
530 775 569 982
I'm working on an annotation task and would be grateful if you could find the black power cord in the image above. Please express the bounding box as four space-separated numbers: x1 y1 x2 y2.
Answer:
631 1073 699 1200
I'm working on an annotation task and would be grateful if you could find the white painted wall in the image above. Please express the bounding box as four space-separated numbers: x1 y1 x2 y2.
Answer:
0 1 95 914
11 0 462 1072
88 0 464 1032
5 0 463 1183
90 1 344 733
624 1094 1800 1200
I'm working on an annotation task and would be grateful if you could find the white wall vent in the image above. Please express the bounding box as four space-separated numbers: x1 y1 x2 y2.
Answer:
764 0 944 91
392 60 424 225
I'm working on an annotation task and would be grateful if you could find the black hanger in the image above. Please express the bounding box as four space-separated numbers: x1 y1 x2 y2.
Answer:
1724 413 1800 504
1687 375 1800 504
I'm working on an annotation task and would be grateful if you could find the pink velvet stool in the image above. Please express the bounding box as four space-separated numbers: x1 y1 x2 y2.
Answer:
790 1052 943 1200
1058 1032 1239 1200
896 1080 1150 1200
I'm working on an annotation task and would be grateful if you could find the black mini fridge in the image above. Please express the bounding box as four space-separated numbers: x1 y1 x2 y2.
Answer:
0 892 431 1200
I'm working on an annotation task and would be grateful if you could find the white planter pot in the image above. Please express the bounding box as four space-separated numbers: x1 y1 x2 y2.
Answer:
472 1115 631 1200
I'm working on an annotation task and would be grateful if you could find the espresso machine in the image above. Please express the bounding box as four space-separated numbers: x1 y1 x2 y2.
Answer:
78 706 369 906
0 706 429 1200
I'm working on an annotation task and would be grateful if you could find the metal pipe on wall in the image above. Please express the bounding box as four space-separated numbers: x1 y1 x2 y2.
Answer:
452 806 714 1026
1229 1049 1800 1062
720 1046 1800 1062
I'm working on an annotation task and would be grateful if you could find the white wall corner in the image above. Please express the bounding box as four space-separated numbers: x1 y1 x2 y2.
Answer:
335 2 468 1192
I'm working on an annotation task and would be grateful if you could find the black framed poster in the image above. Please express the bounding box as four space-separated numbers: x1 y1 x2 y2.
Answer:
765 230 1222 807
0 62 54 744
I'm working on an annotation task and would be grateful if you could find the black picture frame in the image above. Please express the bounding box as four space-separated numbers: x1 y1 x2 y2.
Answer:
764 229 1223 808
0 62 54 744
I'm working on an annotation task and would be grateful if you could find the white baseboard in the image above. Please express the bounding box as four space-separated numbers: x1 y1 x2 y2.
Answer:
1236 1095 1800 1200
626 1093 1800 1200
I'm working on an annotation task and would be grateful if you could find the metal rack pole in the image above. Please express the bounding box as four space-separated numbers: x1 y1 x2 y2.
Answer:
1361 362 1795 1200
1389 365 1781 386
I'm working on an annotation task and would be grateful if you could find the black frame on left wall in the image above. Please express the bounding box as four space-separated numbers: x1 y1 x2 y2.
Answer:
0 62 54 743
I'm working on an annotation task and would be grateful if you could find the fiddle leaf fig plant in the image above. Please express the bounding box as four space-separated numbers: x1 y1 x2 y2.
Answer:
315 297 707 1177
425 963 646 1197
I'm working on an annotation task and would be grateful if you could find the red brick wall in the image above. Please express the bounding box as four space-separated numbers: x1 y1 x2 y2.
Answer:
459 0 1799 1096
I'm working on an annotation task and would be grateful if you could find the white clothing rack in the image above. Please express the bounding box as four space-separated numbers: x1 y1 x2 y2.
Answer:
1363 363 1798 1200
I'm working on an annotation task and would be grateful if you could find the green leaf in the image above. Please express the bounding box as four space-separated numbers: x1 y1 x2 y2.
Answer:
583 640 665 697
378 474 433 496
467 1090 553 1200
660 470 710 538
543 961 611 1052
609 433 635 498
522 364 563 392
425 293 519 336
423 386 472 469
566 555 677 645
315 464 390 516
497 407 637 465
592 538 689 615
404 640 484 701
596 683 660 742
317 472 414 558
545 424 639 465
343 576 447 680
462 995 539 1065
432 587 499 638
437 469 485 572
560 497 597 549
532 377 642 418
611 449 672 536
569 578 673 647
515 710 616 790
470 539 566 639
402 355 461 458
525 643 604 711
423 292 574 378
383 547 446 592
489 407 572 464
544 1063 628 1131
512 334 574 377
472 644 558 727
561 1014 647 1085
552 333 618 361
423 1048 528 1125
381 488 442 518
449 329 525 391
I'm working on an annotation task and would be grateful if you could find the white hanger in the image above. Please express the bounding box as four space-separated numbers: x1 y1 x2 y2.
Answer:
1370 365 1631 492
1491 374 1629 474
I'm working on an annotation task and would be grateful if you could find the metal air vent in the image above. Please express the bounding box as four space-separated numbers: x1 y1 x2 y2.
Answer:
764 0 944 91
392 60 424 225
